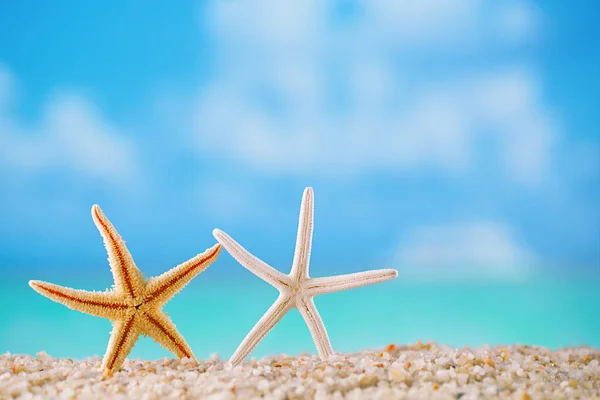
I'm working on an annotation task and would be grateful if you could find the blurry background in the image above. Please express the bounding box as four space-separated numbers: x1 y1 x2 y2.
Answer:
0 0 598 360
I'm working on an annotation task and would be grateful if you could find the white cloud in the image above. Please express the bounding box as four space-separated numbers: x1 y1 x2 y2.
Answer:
0 65 137 182
207 0 535 51
194 67 554 182
366 0 481 45
390 221 537 281
194 0 552 184
495 2 539 42
209 0 324 51
469 68 556 184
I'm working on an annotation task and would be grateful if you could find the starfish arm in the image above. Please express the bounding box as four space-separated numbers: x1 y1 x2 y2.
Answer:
297 295 333 360
290 187 314 284
304 269 398 296
144 244 221 306
91 205 145 301
101 311 141 377
29 280 127 319
229 295 293 366
213 229 290 290
139 309 195 360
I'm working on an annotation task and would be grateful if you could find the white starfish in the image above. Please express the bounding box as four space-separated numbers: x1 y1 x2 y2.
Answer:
213 187 398 366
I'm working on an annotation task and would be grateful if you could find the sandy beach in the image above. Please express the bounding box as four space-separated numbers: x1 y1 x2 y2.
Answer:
1 342 598 399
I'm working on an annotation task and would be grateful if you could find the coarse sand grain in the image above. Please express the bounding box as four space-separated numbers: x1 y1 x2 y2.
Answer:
1 342 599 399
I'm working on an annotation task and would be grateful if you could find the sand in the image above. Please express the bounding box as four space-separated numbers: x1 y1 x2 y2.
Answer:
1 342 598 399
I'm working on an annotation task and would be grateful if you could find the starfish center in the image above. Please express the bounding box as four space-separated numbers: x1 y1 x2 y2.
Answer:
288 283 302 293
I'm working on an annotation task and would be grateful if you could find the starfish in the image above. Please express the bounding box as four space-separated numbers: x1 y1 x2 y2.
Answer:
29 205 221 377
214 187 398 366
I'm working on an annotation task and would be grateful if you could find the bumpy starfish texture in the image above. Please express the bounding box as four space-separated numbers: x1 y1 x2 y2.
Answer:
214 187 398 366
29 205 221 377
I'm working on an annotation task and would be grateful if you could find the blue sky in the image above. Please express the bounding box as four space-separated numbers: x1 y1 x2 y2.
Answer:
0 0 598 280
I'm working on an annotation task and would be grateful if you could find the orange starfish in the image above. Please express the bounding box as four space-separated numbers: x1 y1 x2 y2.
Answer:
29 205 221 377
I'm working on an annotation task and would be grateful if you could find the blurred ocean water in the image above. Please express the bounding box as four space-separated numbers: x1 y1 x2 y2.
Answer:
1 273 598 360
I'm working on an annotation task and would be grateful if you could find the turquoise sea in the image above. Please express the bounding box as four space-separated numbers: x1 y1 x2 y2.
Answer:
1 272 599 360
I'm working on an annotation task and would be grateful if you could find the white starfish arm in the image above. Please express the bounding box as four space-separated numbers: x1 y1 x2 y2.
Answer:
297 295 333 359
290 187 314 284
91 205 145 302
29 280 127 319
139 310 195 360
213 229 290 289
229 295 293 366
305 269 398 296
101 311 141 376
144 244 221 306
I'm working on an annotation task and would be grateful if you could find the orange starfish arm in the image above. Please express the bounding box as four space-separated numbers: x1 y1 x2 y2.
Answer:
101 311 141 377
91 205 145 301
29 280 127 319
139 310 194 360
143 243 222 306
